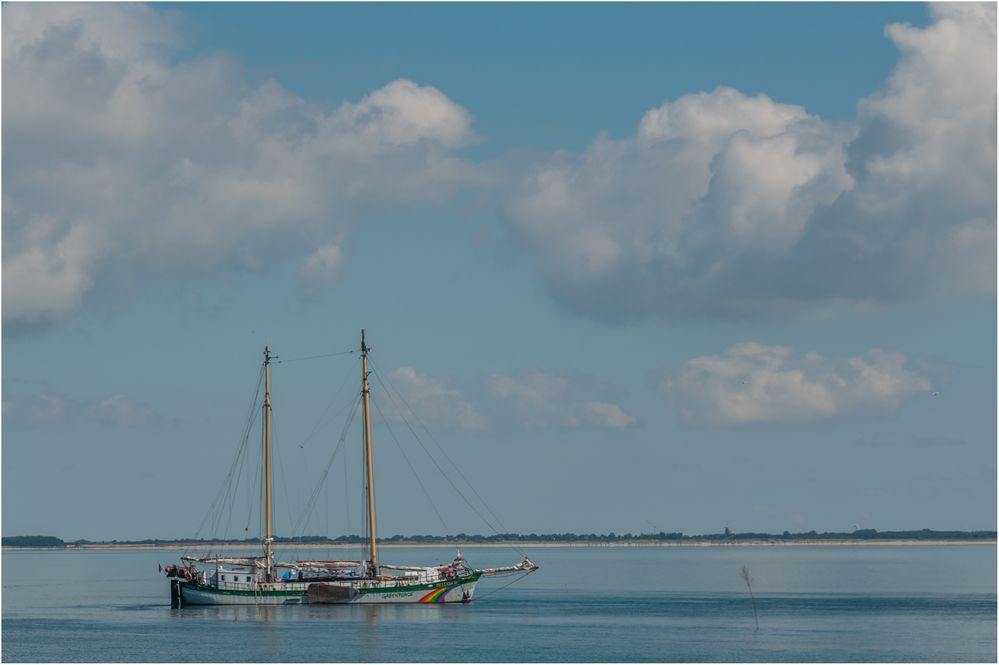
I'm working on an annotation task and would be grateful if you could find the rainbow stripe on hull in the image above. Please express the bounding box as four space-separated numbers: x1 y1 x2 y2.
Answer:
419 586 452 603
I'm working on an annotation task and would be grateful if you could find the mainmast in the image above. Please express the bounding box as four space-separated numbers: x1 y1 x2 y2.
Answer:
360 330 378 575
263 346 274 580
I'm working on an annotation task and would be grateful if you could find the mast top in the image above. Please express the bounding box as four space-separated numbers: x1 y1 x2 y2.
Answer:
361 329 368 355
264 345 271 364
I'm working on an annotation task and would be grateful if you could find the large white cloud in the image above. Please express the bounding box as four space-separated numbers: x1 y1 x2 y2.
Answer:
509 3 996 320
665 343 932 426
2 3 484 325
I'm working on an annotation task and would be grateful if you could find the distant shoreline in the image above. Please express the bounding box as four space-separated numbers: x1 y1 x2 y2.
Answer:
4 539 995 552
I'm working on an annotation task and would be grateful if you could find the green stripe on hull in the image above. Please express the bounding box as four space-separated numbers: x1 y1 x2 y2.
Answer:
358 573 482 595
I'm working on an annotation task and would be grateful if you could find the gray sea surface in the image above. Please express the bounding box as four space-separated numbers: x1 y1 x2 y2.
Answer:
2 544 996 662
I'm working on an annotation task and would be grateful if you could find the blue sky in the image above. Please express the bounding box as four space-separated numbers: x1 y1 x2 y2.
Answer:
3 2 995 541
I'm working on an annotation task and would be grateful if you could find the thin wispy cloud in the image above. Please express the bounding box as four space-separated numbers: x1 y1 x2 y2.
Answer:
583 401 638 429
3 392 157 429
382 367 487 433
298 242 345 294
488 371 637 429
380 367 638 432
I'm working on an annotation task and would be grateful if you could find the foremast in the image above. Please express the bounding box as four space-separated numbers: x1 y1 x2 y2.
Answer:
361 330 378 576
263 346 274 580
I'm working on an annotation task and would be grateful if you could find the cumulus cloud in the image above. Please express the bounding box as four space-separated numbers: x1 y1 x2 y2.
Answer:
487 371 637 429
92 394 156 427
298 243 344 293
3 392 156 428
3 3 484 326
383 367 486 432
665 343 932 426
509 4 996 320
583 400 637 429
2 393 68 428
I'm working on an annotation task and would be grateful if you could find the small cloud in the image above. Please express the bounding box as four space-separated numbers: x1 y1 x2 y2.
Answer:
488 371 636 429
384 367 485 432
4 392 156 429
298 243 344 294
2 394 68 427
584 401 637 429
91 394 155 427
487 372 577 427
665 343 931 426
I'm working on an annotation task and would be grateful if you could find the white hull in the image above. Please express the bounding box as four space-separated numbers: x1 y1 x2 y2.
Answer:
178 581 308 606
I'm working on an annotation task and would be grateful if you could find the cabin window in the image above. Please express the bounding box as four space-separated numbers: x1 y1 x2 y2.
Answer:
221 575 226 581
246 576 251 582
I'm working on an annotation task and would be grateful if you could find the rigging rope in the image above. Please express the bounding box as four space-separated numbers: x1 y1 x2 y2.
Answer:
270 411 297 559
179 347 532 572
372 356 520 545
473 571 535 602
186 365 264 560
290 392 362 538
257 416 266 552
292 357 360 450
273 349 356 365
246 426 262 539
342 427 352 537
176 350 357 564
368 363 527 558
370 398 451 536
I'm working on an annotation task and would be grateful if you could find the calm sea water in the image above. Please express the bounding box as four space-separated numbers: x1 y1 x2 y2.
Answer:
2 544 995 662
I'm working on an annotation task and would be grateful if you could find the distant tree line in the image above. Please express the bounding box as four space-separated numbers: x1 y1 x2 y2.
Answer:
4 528 995 548
2 535 66 547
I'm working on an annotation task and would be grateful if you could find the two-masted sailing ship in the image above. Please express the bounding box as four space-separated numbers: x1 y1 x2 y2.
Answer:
164 331 536 605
